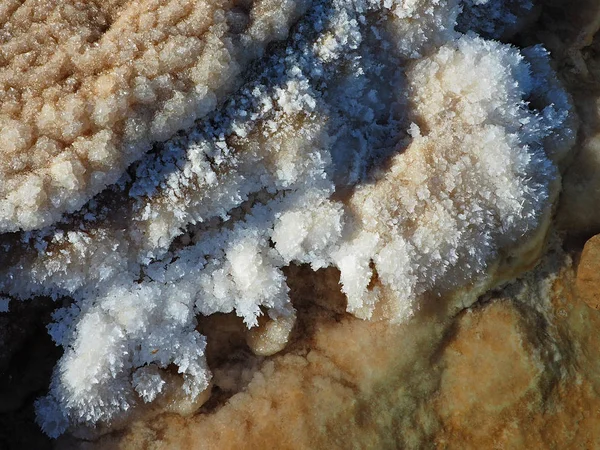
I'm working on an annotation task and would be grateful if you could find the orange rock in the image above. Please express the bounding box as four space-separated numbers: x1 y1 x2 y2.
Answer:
434 301 545 448
434 251 600 450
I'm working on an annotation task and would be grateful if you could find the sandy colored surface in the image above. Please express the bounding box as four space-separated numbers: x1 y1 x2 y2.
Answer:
576 234 600 310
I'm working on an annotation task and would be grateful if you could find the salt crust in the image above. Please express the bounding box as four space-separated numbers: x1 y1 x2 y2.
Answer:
0 0 309 232
0 0 577 438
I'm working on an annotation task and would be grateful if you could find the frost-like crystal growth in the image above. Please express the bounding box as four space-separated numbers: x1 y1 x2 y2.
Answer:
0 0 576 438
0 0 309 232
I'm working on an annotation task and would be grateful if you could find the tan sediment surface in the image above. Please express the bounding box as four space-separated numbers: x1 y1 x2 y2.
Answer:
434 258 600 449
576 234 600 310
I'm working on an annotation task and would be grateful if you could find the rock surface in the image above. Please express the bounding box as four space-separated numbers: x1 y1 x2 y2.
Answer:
577 234 600 310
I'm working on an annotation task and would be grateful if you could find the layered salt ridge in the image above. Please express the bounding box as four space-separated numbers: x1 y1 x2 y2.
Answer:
0 0 309 232
0 0 577 438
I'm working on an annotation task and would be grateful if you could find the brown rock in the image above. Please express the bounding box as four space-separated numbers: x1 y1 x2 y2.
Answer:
435 302 544 446
576 234 600 310
434 245 600 450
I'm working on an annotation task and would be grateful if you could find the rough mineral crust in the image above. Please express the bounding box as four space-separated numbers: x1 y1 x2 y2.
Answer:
0 0 309 231
0 0 583 445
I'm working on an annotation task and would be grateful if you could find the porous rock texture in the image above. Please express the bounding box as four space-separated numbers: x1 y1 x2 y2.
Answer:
2 0 600 448
576 234 600 310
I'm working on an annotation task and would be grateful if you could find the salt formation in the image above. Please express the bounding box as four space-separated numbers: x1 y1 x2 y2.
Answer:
0 0 576 438
0 0 309 232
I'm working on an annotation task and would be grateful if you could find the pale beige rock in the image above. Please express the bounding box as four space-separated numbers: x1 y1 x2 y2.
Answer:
435 302 544 427
434 243 600 449
246 311 297 357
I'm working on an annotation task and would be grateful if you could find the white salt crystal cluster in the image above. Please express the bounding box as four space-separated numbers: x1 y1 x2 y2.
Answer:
0 0 576 438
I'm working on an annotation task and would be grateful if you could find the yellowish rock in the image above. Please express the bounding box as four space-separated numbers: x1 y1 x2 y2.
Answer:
576 234 600 310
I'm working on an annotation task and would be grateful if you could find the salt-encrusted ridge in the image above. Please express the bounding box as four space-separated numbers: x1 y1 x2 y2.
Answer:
0 0 577 437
